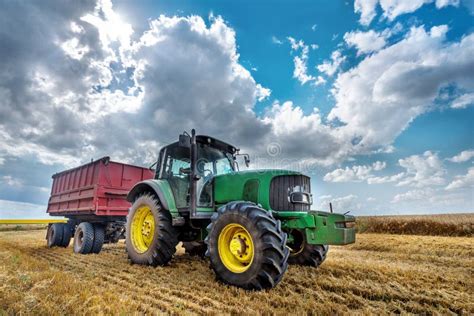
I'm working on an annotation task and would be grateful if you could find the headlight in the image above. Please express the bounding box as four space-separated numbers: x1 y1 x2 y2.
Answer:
289 192 312 205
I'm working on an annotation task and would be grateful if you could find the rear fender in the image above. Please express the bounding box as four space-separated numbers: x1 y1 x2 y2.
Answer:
127 179 178 216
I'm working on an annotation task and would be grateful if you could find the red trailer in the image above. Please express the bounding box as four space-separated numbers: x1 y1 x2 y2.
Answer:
46 157 154 254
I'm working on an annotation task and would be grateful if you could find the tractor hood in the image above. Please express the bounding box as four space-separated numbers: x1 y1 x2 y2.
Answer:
213 169 304 209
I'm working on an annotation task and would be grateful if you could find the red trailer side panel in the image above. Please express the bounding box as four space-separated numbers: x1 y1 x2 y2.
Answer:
47 157 154 217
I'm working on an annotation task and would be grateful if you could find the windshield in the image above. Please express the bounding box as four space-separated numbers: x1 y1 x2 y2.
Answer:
197 143 234 207
197 143 234 176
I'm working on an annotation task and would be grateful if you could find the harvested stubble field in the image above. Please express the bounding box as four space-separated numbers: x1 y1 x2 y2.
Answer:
357 213 474 236
1 228 472 314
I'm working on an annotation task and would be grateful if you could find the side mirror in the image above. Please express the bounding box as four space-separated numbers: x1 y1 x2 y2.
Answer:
244 155 250 167
178 134 191 148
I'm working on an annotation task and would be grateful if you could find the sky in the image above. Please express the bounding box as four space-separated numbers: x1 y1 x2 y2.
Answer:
0 0 473 219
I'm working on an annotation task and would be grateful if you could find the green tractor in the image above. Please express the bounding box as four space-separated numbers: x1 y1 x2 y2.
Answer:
126 130 355 290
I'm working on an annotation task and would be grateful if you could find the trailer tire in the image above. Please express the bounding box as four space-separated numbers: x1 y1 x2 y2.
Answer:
73 222 95 254
288 229 328 267
47 223 64 248
60 223 73 248
126 193 178 266
206 201 289 290
92 224 105 254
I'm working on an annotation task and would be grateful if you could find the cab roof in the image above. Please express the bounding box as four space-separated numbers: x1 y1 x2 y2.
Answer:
163 135 238 154
196 135 238 154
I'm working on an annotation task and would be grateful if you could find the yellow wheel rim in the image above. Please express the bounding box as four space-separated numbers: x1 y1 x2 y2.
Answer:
218 223 254 273
131 205 155 253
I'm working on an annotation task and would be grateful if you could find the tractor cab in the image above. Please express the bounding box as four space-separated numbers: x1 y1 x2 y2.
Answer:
155 131 239 215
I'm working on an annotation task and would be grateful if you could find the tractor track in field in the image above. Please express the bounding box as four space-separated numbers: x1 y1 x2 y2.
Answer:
1 230 472 314
25 240 266 314
27 247 239 313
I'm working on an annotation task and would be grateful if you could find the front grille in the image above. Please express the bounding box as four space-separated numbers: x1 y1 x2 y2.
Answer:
270 175 311 211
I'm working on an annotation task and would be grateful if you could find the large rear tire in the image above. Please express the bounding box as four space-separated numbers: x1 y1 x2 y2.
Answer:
73 222 95 254
46 223 63 248
206 202 289 290
126 193 178 266
288 229 328 267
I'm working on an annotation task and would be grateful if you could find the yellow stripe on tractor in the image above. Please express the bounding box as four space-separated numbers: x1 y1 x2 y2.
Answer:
0 219 67 224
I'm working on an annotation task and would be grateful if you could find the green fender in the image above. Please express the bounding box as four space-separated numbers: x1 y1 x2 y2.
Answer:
127 179 178 216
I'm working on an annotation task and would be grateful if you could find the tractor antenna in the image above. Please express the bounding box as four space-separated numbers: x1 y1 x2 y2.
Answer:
329 202 333 213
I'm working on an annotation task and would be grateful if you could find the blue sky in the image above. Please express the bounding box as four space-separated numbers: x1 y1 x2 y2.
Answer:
0 0 473 218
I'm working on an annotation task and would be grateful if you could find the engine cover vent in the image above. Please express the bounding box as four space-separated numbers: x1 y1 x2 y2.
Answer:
270 175 311 211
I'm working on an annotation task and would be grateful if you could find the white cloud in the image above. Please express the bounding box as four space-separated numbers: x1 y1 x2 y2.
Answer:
392 188 434 203
0 199 48 219
328 25 474 153
450 93 474 109
445 167 474 190
344 30 387 55
271 36 283 45
354 0 460 25
261 101 344 164
323 161 386 182
288 37 325 86
435 0 460 8
367 172 405 184
331 151 447 187
448 150 474 163
397 151 446 187
293 54 316 85
354 0 379 25
316 194 360 213
391 187 467 210
1 175 22 187
317 50 345 77
324 151 448 188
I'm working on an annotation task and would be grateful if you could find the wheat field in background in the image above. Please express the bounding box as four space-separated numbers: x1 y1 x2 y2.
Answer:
356 213 473 236
1 215 472 314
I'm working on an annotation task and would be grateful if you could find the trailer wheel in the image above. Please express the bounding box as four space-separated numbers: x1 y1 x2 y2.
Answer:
206 202 289 290
73 222 95 254
91 224 105 254
47 223 64 248
183 241 207 258
288 229 329 267
60 223 73 248
126 193 178 266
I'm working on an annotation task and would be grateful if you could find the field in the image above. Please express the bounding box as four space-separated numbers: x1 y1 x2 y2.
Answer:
1 227 472 314
357 213 474 236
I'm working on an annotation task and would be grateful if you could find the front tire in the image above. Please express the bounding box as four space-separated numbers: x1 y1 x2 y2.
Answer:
288 229 329 267
206 202 289 290
126 193 178 266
